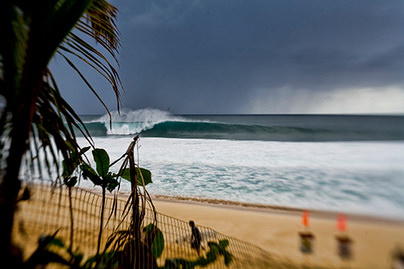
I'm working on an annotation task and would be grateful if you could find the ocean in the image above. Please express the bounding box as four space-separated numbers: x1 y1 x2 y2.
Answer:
76 109 404 220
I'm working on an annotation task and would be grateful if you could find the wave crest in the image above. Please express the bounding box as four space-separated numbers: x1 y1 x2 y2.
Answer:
93 108 186 135
79 110 404 141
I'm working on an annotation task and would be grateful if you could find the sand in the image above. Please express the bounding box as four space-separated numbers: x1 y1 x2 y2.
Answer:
14 185 404 268
152 196 404 268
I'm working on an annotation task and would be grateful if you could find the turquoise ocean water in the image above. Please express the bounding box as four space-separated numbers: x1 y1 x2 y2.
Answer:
76 109 404 220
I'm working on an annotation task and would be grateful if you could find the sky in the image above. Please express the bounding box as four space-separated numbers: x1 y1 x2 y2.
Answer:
53 0 404 115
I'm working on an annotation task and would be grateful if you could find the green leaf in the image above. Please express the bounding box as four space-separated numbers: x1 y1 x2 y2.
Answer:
120 168 152 185
79 146 91 155
218 239 232 265
104 173 119 192
223 251 233 266
48 237 66 248
62 160 73 178
64 176 78 188
219 239 229 249
62 152 82 179
206 243 220 263
138 168 152 185
152 229 164 258
144 224 164 258
119 168 130 181
92 148 109 177
81 163 102 186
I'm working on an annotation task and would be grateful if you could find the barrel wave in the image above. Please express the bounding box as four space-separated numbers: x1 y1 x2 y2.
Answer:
75 108 404 141
73 109 404 219
141 121 338 141
79 119 404 141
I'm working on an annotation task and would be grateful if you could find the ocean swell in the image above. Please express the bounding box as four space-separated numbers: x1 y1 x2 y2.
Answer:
140 121 334 141
76 109 404 141
78 120 402 141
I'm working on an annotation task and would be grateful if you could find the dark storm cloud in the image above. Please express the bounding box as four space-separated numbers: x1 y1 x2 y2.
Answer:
56 0 404 114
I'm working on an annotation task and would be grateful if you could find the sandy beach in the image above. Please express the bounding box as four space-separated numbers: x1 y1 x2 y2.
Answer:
152 195 404 268
14 185 404 268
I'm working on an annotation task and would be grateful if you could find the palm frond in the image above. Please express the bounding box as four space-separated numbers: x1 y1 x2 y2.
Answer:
61 0 122 114
29 69 97 181
61 32 121 99
0 1 123 266
58 53 113 122
84 0 120 57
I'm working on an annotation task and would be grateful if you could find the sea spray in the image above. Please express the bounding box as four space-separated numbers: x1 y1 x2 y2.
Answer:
93 108 187 135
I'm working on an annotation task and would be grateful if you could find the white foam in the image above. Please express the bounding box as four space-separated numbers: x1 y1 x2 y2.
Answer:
92 108 186 135
76 137 404 220
93 108 179 123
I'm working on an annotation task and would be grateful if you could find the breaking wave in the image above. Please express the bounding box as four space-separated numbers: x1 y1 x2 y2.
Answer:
76 109 404 141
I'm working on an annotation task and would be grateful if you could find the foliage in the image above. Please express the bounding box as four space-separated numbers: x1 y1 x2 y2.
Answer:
96 136 159 269
62 146 91 187
160 239 233 269
24 231 120 269
0 0 121 180
143 223 165 259
60 140 154 267
0 2 234 267
81 146 152 258
81 148 120 192
24 231 71 269
25 228 232 269
62 146 154 191
120 167 153 186
22 223 161 268
23 140 155 268
0 0 121 265
18 137 233 268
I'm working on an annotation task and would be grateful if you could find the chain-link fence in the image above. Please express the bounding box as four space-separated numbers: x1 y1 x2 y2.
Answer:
13 184 277 268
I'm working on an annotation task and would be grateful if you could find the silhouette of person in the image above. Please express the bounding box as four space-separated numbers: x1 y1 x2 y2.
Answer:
189 220 202 255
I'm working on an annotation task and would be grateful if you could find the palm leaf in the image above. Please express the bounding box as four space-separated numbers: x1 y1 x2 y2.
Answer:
0 1 122 266
84 0 120 56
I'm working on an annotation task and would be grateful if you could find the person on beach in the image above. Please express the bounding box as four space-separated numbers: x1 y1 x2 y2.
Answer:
189 220 202 255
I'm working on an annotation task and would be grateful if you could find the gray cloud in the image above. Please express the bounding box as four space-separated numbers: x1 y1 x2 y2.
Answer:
55 0 404 114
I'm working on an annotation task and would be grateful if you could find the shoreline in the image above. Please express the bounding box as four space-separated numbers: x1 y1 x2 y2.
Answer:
35 183 404 224
79 184 404 224
151 194 404 225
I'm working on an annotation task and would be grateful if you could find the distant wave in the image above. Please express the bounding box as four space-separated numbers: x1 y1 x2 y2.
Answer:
78 121 403 141
140 121 333 141
91 108 187 134
73 108 404 141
